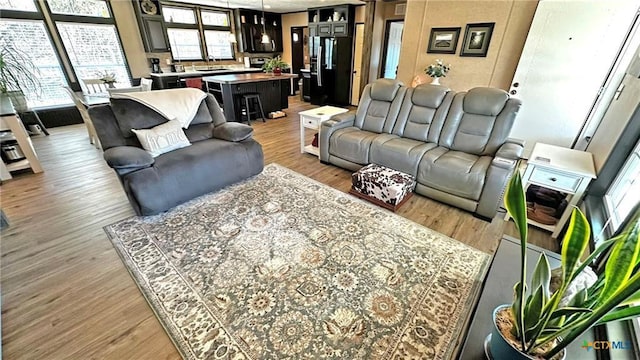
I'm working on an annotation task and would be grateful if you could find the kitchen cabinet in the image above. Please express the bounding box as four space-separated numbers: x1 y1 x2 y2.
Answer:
237 9 282 53
131 0 170 52
308 5 355 38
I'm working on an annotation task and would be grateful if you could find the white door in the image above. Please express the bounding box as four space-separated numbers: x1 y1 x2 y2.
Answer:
508 0 639 157
351 23 365 106
382 21 404 79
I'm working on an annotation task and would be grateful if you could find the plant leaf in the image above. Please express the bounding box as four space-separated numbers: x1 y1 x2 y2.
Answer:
504 169 528 244
511 282 523 338
622 289 640 306
571 236 618 283
560 208 591 286
531 253 551 300
568 288 588 308
549 307 593 320
598 218 640 302
524 286 545 331
596 305 640 324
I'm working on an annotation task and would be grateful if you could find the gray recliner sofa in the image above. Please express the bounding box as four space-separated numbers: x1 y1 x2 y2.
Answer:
320 79 523 219
89 93 264 216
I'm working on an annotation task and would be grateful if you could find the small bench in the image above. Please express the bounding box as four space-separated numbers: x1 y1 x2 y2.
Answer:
350 164 416 212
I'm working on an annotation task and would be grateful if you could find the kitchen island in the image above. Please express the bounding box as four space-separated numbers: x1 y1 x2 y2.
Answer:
150 67 263 89
203 73 298 122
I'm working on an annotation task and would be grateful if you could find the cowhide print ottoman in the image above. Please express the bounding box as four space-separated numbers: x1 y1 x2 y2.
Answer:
349 164 416 212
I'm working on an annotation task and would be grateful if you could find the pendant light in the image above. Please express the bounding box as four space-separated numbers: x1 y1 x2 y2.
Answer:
226 0 237 43
261 0 270 44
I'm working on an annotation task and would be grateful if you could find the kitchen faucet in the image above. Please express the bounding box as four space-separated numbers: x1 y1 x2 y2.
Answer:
207 55 216 69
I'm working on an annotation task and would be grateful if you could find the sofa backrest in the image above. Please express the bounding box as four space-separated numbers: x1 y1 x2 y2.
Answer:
90 93 224 151
391 84 454 143
438 87 521 156
354 79 406 134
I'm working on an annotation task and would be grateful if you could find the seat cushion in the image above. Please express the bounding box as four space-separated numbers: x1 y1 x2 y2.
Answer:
416 147 492 201
329 127 379 165
369 135 436 176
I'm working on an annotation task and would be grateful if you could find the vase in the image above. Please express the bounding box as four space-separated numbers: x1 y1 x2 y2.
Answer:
488 305 566 360
274 67 282 75
430 77 440 85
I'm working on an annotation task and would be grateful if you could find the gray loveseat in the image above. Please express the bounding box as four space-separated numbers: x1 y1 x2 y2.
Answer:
320 79 523 219
89 93 264 216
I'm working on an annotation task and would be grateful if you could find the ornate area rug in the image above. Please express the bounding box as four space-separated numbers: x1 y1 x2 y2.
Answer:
105 163 490 359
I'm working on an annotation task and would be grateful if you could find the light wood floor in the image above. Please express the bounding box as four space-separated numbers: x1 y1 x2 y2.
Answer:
0 97 555 359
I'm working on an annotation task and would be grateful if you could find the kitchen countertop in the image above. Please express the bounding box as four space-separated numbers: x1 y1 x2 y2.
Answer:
202 73 299 84
150 68 263 78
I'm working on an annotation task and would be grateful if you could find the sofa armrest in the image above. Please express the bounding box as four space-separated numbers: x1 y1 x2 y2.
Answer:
212 122 254 142
323 111 356 128
493 139 524 169
319 111 356 161
104 146 154 170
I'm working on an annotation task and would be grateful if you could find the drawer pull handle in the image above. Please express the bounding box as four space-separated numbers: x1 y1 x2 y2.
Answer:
549 177 557 182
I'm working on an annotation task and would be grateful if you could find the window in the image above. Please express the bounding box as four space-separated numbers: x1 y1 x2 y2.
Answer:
47 0 110 17
201 10 229 26
0 0 37 12
204 30 234 59
163 6 196 24
604 139 640 231
161 4 234 61
57 22 131 88
167 29 202 60
0 19 70 108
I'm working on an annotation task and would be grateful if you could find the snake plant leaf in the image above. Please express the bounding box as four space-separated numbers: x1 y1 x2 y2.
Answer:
622 289 640 306
571 236 618 283
568 288 588 308
524 286 545 331
531 254 551 300
599 219 640 302
561 208 591 286
504 170 528 243
511 282 524 338
549 307 593 320
596 305 640 324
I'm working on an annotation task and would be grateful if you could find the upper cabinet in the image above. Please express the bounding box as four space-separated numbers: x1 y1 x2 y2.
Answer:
131 0 170 52
237 9 282 53
308 5 355 38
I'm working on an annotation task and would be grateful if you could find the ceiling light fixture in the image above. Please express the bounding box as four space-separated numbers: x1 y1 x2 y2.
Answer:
261 0 270 44
226 0 237 43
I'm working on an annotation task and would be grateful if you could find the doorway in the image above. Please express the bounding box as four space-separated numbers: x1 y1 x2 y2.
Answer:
380 20 404 79
351 23 365 105
290 27 305 75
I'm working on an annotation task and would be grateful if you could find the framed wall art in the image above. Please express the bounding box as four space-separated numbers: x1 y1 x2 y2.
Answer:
460 22 495 57
426 27 461 54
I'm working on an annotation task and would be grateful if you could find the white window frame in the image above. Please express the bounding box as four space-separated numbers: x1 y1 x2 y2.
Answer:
603 138 640 231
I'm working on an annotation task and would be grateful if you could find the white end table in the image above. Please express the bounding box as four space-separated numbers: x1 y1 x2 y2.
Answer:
299 106 348 158
505 143 596 238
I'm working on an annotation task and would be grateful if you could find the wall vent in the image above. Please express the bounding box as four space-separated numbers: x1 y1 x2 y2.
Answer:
394 3 406 16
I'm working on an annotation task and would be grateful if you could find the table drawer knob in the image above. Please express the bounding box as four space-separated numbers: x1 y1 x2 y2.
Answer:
549 177 557 182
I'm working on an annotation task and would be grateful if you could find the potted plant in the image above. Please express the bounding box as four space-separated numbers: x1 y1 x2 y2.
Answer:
97 70 117 88
0 36 41 112
424 59 450 85
492 170 640 359
262 56 290 75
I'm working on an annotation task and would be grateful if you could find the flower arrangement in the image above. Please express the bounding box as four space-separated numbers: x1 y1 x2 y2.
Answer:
262 56 290 74
97 70 117 85
424 59 450 78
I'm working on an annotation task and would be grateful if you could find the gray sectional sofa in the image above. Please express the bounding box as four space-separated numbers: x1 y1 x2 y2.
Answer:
320 79 523 219
89 93 264 216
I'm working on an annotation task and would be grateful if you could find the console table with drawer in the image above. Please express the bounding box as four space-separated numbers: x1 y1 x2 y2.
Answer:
505 143 596 238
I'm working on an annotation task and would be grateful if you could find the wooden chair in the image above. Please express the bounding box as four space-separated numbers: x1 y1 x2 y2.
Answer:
81 79 109 94
63 86 100 148
140 78 153 91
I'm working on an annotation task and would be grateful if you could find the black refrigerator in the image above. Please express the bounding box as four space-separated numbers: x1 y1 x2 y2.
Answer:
310 36 353 106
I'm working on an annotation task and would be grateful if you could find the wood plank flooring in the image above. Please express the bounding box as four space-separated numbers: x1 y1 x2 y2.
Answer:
0 97 556 359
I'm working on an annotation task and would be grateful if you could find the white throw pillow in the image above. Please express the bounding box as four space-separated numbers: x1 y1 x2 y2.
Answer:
132 120 191 157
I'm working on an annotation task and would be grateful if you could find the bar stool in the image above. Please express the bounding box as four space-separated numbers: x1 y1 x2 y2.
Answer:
239 93 266 124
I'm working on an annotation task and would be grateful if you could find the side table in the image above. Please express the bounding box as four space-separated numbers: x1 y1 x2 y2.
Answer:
299 105 348 158
505 143 596 238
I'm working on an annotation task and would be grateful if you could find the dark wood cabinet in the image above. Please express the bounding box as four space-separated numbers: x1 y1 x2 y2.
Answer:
131 0 170 52
237 9 282 53
308 5 355 38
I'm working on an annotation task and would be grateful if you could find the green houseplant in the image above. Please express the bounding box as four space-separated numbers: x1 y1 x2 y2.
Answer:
491 170 640 359
0 36 41 111
262 56 290 75
424 59 450 85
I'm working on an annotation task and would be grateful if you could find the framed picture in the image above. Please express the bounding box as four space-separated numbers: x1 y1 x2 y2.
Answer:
460 23 495 57
427 27 461 54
